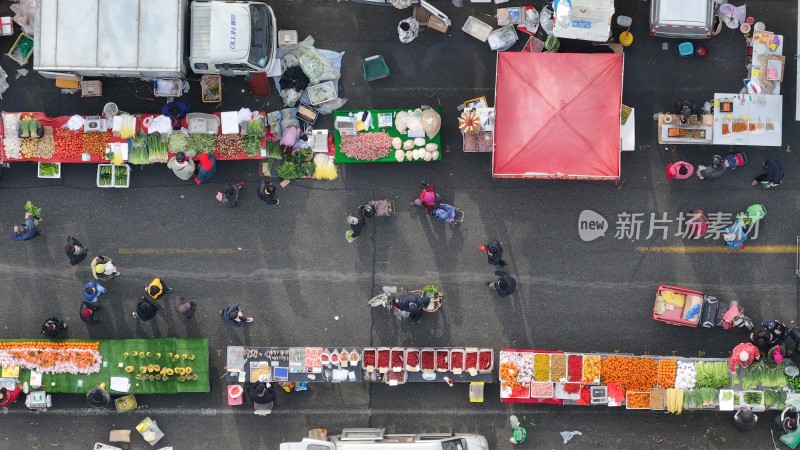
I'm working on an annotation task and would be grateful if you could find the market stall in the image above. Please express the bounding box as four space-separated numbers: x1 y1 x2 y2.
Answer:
0 338 209 395
225 346 493 386
493 52 623 180
500 348 796 413
712 93 783 147
333 107 442 164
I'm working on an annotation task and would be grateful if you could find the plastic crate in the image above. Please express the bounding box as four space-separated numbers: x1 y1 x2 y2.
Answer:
678 42 694 57
7 33 33 66
201 75 222 103
81 80 102 97
37 162 61 179
462 16 493 42
97 164 130 188
278 30 298 49
362 55 390 81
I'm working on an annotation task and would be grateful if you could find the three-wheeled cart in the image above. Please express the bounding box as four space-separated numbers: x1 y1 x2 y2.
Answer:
653 284 753 330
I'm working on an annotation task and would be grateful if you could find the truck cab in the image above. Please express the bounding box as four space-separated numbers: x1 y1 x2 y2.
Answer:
280 429 489 450
189 0 277 75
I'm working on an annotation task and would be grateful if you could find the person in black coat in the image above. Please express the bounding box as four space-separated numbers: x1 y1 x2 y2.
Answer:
131 297 160 322
173 296 197 323
65 236 89 265
257 180 279 205
480 240 506 266
41 317 67 338
488 271 517 297
247 382 277 405
752 159 784 187
732 406 758 432
80 301 101 325
347 208 366 239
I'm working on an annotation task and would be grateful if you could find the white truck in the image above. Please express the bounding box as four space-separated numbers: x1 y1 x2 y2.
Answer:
280 429 490 450
33 0 277 80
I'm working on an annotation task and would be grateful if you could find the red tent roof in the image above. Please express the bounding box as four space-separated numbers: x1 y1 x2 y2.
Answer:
492 52 623 180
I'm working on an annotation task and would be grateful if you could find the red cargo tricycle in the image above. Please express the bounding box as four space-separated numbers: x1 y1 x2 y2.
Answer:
653 285 753 330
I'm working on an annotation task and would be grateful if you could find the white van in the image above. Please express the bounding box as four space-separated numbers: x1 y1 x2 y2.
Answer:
649 0 715 39
280 429 489 450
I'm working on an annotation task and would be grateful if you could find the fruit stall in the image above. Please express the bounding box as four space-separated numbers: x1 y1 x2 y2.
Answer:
333 107 442 164
0 338 208 395
225 346 493 385
499 349 798 412
0 110 272 176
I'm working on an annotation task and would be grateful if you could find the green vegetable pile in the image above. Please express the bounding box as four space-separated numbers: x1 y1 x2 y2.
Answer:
187 133 216 154
740 362 787 389
168 133 188 154
276 148 315 180
25 201 41 217
242 119 265 156
128 133 149 165
115 165 128 186
98 165 113 186
683 388 718 409
695 361 731 389
788 375 800 392
147 134 168 163
742 391 763 406
39 162 59 177
764 388 783 408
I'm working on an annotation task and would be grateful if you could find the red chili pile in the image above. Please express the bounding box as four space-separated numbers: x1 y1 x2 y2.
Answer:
378 350 390 368
568 355 583 382
54 128 83 158
421 351 434 370
391 350 404 368
479 351 492 370
81 131 111 156
436 351 448 370
363 350 375 367
563 383 581 394
465 352 478 370
406 351 419 367
450 352 463 370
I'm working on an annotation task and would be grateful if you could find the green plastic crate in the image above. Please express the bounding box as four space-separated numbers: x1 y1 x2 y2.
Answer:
362 55 389 81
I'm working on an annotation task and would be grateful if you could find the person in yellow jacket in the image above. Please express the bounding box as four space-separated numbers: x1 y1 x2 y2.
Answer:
145 278 173 300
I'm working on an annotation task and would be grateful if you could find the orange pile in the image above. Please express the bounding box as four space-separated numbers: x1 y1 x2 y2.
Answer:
601 356 658 393
657 359 677 389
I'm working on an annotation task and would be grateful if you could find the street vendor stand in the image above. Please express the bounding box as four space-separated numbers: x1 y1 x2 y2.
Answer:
226 346 493 386
500 347 797 414
333 107 442 164
712 93 783 147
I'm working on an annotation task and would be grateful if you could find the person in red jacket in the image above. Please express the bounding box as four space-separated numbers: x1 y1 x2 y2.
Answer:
0 386 22 407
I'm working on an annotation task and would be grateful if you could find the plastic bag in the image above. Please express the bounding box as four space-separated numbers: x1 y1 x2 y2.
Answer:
287 37 339 85
560 431 582 444
280 88 303 108
540 5 554 36
10 0 36 36
316 98 348 115
0 65 8 100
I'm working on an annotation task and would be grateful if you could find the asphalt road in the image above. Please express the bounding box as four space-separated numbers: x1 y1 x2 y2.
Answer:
0 0 798 448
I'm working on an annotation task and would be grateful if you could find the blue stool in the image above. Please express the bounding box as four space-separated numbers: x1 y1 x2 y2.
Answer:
678 42 694 57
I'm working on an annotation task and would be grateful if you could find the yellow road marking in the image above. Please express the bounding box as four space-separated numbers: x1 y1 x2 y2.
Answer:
119 248 268 255
636 245 795 254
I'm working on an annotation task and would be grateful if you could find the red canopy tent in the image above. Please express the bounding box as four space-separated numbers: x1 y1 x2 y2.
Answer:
492 52 624 181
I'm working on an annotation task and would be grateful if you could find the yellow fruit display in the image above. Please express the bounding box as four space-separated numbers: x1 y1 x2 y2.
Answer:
123 352 130 358
132 351 139 357
139 366 147 374
188 354 196 361
124 366 134 373
156 353 162 358
185 367 193 375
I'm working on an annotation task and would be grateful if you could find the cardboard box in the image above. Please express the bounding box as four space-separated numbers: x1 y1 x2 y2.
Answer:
413 6 449 33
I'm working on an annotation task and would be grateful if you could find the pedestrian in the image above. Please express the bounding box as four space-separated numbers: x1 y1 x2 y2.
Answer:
666 161 694 179
145 277 173 300
696 155 727 180
218 182 244 207
749 328 777 353
247 381 277 405
166 151 196 181
86 385 111 408
675 99 702 123
763 320 788 342
91 256 119 281
392 291 431 321
728 342 760 372
65 236 89 265
397 17 419 44
752 158 783 188
11 214 39 241
479 240 506 266
684 210 708 239
80 301 102 325
488 271 517 297
731 405 758 432
0 386 22 408
345 207 366 243
411 181 441 212
220 303 253 327
258 180 279 205
83 281 106 303
131 296 160 322
173 296 197 323
41 317 67 338
194 152 217 185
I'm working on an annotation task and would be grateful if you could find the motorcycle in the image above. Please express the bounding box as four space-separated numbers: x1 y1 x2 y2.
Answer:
369 285 444 320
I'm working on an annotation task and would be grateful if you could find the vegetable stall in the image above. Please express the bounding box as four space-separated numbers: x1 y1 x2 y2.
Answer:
226 346 493 386
0 338 209 395
333 107 442 164
499 348 797 413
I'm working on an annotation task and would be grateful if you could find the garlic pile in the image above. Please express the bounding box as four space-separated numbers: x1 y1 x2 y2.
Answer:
3 113 21 159
393 141 439 162
675 361 696 389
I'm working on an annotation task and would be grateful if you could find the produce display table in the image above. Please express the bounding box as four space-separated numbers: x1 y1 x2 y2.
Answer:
0 338 209 395
500 348 794 413
656 113 714 145
225 346 493 386
711 93 783 147
333 107 442 164
1 110 268 164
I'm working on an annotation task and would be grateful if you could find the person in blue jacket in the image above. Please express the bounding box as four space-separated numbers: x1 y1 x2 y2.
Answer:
220 303 253 327
12 215 39 241
83 281 106 303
